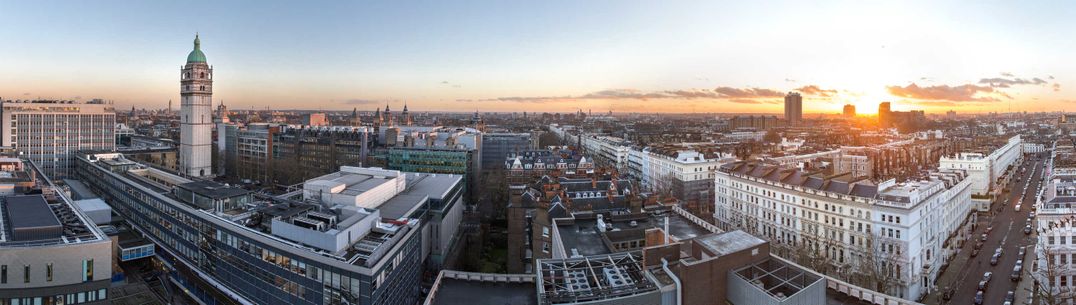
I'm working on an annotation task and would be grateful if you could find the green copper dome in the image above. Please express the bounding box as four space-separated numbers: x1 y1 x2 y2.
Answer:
186 34 206 63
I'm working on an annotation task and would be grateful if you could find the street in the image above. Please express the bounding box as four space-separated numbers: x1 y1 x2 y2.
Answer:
941 152 1049 305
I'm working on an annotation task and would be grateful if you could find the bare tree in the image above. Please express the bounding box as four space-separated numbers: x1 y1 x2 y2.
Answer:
1029 233 1076 305
851 232 901 295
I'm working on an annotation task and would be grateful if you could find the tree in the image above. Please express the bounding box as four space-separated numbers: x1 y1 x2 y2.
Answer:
1029 232 1076 305
763 130 782 143
537 131 561 148
853 232 901 295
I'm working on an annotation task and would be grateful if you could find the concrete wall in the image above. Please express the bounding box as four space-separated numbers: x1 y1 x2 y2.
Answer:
0 239 111 289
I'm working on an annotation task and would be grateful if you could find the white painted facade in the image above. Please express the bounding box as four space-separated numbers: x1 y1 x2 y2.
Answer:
938 135 1022 196
714 163 973 300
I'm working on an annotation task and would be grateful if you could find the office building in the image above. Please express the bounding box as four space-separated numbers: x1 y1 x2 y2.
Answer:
179 34 214 177
843 104 856 117
714 161 974 299
784 92 803 126
224 123 279 183
76 154 463 305
480 133 535 169
0 100 116 178
271 125 373 185
0 157 112 304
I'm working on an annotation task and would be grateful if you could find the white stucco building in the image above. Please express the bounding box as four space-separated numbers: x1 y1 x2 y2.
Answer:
714 161 973 300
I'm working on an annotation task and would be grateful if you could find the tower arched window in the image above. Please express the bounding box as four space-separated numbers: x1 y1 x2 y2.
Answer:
200 72 205 78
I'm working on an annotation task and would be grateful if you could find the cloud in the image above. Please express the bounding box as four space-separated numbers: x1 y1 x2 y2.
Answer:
886 83 1001 102
713 87 784 98
1001 72 1014 77
909 100 961 107
343 99 382 105
728 99 764 104
440 81 461 88
470 86 790 104
1054 83 1062 92
978 76 1048 88
1049 75 1056 80
794 85 838 97
22 92 29 96
784 78 796 82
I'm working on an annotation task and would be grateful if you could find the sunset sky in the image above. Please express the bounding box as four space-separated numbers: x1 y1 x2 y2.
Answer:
1 1 1073 114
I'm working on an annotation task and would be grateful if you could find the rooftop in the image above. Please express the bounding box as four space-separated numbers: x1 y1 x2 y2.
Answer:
177 180 253 199
556 209 713 256
4 195 62 241
537 251 659 304
695 230 767 257
428 274 538 305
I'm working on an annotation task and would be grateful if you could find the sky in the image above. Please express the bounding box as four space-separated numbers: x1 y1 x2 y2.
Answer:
1 1 1074 114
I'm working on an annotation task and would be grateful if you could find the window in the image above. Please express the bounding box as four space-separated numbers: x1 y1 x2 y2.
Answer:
541 227 550 238
46 263 52 282
23 265 29 283
1 265 5 283
82 259 93 282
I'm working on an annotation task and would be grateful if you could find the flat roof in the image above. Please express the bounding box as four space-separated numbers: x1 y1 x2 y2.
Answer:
5 195 60 230
378 194 428 219
402 173 461 200
431 278 537 305
177 180 252 199
556 211 713 256
63 179 98 199
695 230 767 256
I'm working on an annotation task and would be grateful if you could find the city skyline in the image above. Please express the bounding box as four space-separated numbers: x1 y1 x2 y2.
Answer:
2 1 1074 114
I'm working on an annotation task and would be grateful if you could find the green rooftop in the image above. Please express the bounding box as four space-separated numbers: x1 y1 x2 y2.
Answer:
186 34 206 63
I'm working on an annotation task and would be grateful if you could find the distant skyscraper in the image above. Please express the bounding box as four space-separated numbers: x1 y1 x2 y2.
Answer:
878 102 892 126
843 104 856 117
784 92 802 125
180 34 214 177
947 110 956 120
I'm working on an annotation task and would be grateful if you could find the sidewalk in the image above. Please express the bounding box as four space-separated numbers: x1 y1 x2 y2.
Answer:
922 215 988 304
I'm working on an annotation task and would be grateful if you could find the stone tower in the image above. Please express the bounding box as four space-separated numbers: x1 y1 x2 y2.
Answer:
180 34 214 177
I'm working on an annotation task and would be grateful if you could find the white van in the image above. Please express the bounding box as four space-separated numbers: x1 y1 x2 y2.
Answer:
1015 204 1021 211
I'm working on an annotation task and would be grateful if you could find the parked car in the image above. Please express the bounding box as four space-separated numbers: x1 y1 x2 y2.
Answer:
981 234 989 242
1030 211 1036 218
1006 291 1015 303
991 253 1001 265
1025 225 1033 234
974 241 984 250
995 247 1004 257
972 248 981 257
974 291 984 305
1018 246 1026 258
